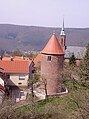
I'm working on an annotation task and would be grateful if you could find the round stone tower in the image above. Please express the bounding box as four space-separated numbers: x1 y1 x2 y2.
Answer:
41 34 64 95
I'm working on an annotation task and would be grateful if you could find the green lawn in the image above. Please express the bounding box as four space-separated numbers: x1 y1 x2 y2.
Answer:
15 80 89 119
0 80 88 119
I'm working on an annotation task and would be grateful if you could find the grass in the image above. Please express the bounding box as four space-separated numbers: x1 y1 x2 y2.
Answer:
1 79 88 119
15 79 89 119
16 92 78 113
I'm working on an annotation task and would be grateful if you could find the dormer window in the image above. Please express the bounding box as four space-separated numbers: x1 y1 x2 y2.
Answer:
47 56 51 61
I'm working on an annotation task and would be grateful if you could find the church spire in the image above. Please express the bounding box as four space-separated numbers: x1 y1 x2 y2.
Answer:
60 18 65 36
59 18 66 52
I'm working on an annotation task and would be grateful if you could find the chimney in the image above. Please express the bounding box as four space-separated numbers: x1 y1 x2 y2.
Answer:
10 56 13 61
0 56 3 61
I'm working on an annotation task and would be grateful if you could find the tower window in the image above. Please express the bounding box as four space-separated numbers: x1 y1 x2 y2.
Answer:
47 56 51 61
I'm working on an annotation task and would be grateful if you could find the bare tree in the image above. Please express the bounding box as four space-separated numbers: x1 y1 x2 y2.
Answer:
42 78 48 99
79 44 89 85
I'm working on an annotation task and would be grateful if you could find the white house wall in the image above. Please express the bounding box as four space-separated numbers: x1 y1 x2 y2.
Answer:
8 74 29 87
0 78 4 86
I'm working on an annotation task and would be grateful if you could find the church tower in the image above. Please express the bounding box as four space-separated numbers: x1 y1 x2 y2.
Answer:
60 19 66 51
41 34 64 95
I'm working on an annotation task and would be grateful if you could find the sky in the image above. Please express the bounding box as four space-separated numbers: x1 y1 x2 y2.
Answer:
0 0 89 28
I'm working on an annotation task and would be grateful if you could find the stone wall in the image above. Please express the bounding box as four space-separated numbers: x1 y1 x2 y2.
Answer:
41 54 64 95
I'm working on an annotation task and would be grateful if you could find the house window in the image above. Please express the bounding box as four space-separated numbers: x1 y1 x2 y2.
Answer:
19 75 25 80
18 83 22 85
47 56 51 61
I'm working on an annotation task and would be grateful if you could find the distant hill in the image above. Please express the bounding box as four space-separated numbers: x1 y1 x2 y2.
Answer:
0 24 89 51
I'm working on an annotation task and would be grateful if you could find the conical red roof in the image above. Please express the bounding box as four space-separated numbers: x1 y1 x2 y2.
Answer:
41 34 64 55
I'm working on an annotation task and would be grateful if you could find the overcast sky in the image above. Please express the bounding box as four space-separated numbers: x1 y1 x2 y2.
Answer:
0 0 89 28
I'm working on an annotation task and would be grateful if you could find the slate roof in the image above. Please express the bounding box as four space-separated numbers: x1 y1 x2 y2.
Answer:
65 46 86 59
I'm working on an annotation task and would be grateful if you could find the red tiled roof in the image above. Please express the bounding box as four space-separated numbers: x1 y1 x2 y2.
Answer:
2 56 29 61
34 54 41 67
13 56 29 61
41 34 64 55
34 54 41 64
2 57 10 61
0 60 32 74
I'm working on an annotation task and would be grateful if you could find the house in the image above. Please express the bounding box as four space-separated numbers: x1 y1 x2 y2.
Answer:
0 68 5 104
0 56 34 102
0 67 6 88
64 46 86 66
0 57 34 88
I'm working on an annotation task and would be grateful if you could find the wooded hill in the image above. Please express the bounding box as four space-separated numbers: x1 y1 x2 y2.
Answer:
0 24 89 51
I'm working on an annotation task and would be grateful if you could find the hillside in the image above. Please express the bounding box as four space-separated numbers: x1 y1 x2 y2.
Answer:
0 79 89 119
0 24 89 51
